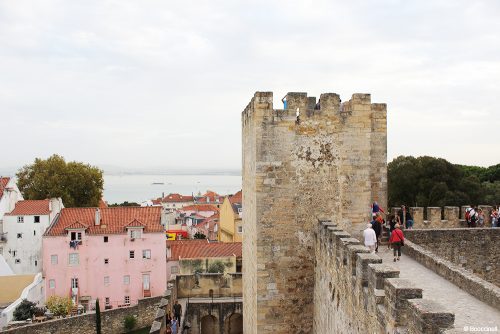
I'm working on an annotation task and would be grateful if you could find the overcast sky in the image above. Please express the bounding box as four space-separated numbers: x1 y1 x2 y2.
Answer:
1 0 499 172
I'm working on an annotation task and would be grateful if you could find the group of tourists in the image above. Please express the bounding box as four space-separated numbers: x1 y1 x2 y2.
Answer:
466 206 500 228
363 202 408 262
166 301 182 334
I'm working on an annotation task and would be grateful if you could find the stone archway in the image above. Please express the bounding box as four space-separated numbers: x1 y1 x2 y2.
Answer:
224 313 243 334
201 315 218 334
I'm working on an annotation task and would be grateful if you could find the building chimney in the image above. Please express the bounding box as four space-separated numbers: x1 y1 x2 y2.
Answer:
95 208 101 226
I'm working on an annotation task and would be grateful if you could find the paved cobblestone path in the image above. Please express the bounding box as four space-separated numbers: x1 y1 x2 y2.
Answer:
378 248 500 332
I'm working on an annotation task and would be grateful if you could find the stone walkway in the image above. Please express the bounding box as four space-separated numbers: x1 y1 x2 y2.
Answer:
378 247 500 332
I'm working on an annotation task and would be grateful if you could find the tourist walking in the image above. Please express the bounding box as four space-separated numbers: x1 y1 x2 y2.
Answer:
398 205 414 229
477 208 485 227
491 208 499 228
363 223 377 253
371 214 383 252
389 224 405 262
371 201 385 218
170 319 178 334
173 300 182 323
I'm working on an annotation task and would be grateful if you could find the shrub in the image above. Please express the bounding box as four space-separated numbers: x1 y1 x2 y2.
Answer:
46 295 72 316
208 261 226 273
13 299 37 320
124 315 137 331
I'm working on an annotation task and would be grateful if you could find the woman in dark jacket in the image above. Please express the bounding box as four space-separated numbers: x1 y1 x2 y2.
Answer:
389 224 405 262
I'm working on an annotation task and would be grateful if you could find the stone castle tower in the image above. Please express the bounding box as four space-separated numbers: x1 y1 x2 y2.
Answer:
242 92 387 333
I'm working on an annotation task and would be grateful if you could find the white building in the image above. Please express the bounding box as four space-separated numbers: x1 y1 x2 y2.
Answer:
0 177 23 267
2 198 63 274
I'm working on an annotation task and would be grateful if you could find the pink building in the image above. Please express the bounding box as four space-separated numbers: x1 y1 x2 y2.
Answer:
42 206 166 311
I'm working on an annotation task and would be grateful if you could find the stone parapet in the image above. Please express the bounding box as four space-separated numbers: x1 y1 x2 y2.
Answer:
313 222 455 333
404 229 500 309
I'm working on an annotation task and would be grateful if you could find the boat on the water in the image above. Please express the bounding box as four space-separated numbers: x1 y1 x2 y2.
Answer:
151 182 165 185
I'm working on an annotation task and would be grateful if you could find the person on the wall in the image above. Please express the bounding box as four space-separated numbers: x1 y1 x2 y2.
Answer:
173 300 182 323
389 223 405 262
371 213 383 253
363 223 377 254
398 205 414 229
371 201 385 218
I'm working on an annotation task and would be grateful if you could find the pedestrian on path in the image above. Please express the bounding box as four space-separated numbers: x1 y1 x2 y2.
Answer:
363 223 377 253
371 214 383 253
389 224 405 262
170 319 177 334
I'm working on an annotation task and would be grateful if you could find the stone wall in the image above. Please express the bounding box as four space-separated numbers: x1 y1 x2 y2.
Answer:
176 273 242 298
404 229 500 287
242 91 387 334
391 205 494 228
184 301 243 334
3 296 162 334
314 221 455 333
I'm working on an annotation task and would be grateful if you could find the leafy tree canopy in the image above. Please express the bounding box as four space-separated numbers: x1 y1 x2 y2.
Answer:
109 201 140 207
16 154 104 207
388 156 500 208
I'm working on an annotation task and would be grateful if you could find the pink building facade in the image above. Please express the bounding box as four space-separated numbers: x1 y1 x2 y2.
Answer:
42 207 166 311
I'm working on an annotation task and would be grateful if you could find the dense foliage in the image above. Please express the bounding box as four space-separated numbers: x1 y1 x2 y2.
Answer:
46 295 72 316
16 154 104 207
109 201 140 207
193 232 207 239
207 261 226 273
388 156 500 207
123 314 137 331
12 299 44 320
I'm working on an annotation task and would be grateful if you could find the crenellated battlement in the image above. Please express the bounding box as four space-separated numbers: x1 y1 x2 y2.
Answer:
314 221 455 334
242 91 387 130
391 205 495 228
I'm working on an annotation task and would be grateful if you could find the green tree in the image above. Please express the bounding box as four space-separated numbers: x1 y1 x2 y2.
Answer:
95 298 102 334
13 299 37 320
109 201 140 207
46 295 72 317
193 232 206 239
16 154 104 207
124 314 137 331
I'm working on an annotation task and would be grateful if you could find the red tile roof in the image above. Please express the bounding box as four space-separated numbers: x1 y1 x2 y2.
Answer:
168 241 242 260
98 199 108 208
196 190 224 203
45 206 163 236
6 200 50 216
180 204 219 212
229 190 242 204
162 193 194 203
0 177 10 199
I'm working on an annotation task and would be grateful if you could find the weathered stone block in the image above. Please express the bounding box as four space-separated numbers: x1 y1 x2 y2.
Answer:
407 299 454 334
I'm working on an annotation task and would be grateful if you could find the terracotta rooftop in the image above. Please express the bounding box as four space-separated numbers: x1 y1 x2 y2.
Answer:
44 206 163 236
6 200 50 216
168 241 242 260
229 190 242 204
162 193 194 203
180 204 219 212
0 177 10 199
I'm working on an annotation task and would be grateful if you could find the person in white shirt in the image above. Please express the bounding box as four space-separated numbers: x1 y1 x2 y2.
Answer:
363 223 377 253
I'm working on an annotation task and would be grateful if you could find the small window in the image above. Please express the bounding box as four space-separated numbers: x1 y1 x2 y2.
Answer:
104 258 109 264
130 230 141 239
17 233 22 239
71 232 82 241
142 249 151 259
12 250 17 257
34 216 40 223
17 216 24 223
104 276 110 286
123 275 130 285
51 255 58 265
129 251 135 259
49 279 55 289
71 278 78 289
105 297 110 305
104 236 108 243
69 253 79 266
34 260 38 266
15 259 21 264
34 230 36 236
237 226 243 233
171 265 179 274
124 296 130 304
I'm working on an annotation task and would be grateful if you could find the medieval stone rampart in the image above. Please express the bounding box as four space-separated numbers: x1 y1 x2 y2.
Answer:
314 221 455 333
242 91 387 334
391 205 495 228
